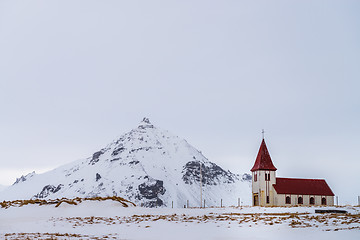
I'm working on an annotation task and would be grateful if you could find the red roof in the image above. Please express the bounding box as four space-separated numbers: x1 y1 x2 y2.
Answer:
251 139 277 172
273 178 334 196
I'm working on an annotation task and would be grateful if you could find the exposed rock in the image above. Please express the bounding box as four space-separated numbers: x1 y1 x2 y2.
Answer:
137 179 166 206
90 151 103 165
242 173 252 182
112 144 125 156
182 161 236 185
34 184 63 198
96 173 102 181
138 117 154 129
141 198 164 208
13 171 36 185
129 160 139 165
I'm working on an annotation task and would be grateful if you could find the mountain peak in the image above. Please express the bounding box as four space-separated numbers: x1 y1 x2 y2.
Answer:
138 117 154 129
0 118 251 206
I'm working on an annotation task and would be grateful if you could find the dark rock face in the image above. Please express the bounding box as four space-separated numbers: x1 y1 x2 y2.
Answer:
137 179 166 207
138 179 165 199
13 176 27 185
13 171 35 185
90 151 103 165
34 184 63 198
138 117 154 129
182 161 236 185
112 144 125 156
96 173 102 181
129 147 152 154
129 160 139 165
242 173 252 182
141 198 164 208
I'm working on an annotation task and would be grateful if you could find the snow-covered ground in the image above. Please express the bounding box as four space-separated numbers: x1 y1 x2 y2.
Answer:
1 202 359 239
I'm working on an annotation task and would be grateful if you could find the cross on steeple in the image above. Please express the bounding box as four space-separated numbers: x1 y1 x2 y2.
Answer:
262 129 265 139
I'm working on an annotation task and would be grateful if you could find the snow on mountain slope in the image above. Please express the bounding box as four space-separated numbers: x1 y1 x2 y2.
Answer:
0 118 251 207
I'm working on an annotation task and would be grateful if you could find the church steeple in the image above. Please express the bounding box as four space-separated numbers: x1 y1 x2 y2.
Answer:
251 138 277 172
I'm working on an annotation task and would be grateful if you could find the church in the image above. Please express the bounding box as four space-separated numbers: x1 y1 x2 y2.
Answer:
251 138 334 206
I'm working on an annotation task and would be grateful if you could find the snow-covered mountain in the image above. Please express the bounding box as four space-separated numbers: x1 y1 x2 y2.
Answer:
0 118 251 207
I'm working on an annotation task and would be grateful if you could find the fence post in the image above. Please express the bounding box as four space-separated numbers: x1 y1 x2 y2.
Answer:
187 200 189 208
358 196 360 206
204 199 205 208
172 201 173 208
221 199 223 208
238 198 240 207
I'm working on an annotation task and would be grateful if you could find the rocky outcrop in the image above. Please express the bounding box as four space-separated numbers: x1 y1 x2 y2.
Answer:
137 178 166 207
242 173 252 182
34 184 63 198
13 171 36 185
90 151 103 165
182 161 237 186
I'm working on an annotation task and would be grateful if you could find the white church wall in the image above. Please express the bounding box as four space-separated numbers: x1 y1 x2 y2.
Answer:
252 170 276 206
275 194 334 206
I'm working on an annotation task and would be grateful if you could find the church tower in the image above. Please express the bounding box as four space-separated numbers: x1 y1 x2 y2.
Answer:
251 138 277 206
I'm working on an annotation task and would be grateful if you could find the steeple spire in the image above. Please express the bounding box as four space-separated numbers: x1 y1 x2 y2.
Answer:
251 138 277 172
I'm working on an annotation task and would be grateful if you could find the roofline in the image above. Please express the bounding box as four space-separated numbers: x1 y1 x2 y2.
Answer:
276 177 327 181
251 168 277 172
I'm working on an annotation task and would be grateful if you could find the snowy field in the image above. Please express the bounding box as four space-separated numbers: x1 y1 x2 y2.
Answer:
0 201 359 240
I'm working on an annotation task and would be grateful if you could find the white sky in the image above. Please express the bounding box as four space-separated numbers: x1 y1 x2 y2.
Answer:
0 0 359 204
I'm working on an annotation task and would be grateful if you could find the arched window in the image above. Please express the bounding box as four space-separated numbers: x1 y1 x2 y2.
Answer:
254 173 257 182
321 197 327 205
298 196 303 205
286 196 291 204
310 197 315 205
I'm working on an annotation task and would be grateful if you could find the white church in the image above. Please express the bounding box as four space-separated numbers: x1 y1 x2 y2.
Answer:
251 138 334 206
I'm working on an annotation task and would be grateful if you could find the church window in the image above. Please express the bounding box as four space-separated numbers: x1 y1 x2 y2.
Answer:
321 197 326 205
285 196 291 204
254 173 257 182
310 197 315 205
298 196 303 204
266 196 270 204
265 173 270 181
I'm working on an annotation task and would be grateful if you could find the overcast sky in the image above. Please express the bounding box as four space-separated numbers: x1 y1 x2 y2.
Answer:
0 0 359 204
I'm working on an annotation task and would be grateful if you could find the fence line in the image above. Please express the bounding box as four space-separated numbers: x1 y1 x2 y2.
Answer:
179 195 360 208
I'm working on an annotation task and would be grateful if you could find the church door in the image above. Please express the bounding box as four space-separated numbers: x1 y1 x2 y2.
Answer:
253 194 259 206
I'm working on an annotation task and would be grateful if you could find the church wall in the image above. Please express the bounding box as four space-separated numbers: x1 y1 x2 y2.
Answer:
252 170 276 206
275 193 334 206
325 196 334 205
